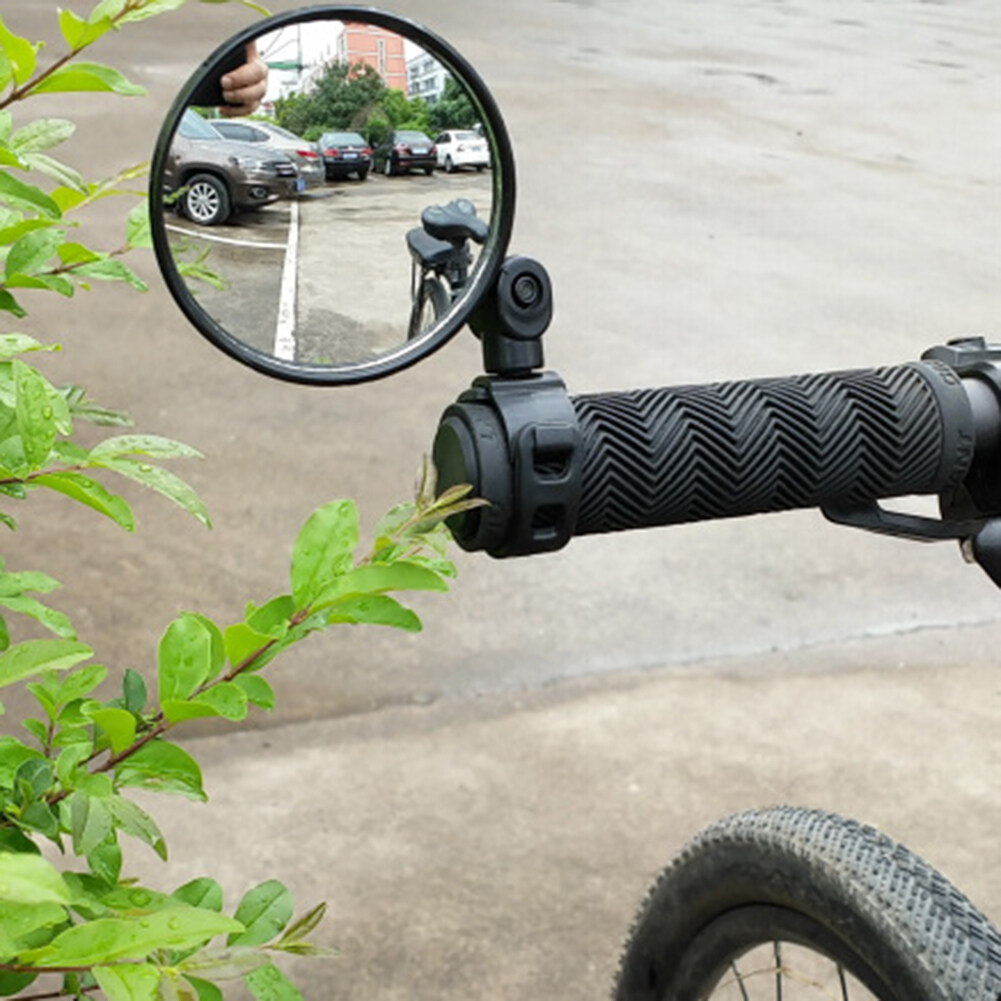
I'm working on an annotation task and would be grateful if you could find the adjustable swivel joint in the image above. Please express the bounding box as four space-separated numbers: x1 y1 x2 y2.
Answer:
432 256 582 557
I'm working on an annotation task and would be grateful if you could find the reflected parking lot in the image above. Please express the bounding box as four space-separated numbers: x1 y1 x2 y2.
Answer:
165 170 493 364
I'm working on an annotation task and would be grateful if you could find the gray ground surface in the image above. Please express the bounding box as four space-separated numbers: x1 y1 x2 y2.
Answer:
4 0 1001 996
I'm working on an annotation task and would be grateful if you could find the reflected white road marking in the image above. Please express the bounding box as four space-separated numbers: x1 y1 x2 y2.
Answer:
273 198 299 361
165 223 287 251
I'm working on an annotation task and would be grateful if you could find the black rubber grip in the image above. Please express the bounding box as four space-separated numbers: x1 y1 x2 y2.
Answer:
572 361 974 536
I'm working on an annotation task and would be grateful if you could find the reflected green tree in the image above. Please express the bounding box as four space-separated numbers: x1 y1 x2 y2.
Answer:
429 76 480 132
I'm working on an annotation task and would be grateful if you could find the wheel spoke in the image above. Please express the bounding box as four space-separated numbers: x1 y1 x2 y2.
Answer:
774 941 782 1001
837 964 849 1001
730 959 751 1001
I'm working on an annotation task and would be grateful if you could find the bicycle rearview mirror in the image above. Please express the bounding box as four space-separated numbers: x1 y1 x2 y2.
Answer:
149 5 515 385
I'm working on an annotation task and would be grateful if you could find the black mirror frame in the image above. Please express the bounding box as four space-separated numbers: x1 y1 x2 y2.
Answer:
149 4 516 385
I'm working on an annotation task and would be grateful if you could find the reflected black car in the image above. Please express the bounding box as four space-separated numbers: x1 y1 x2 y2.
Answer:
318 131 372 181
372 131 437 176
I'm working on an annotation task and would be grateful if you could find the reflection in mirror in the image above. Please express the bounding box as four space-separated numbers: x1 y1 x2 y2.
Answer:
160 16 495 367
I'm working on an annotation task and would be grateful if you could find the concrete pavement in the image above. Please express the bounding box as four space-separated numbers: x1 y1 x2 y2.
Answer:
130 623 1001 998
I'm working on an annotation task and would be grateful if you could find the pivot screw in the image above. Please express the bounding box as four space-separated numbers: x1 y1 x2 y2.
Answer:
512 273 542 308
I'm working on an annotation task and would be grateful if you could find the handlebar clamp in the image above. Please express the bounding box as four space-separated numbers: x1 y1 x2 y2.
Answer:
433 372 581 557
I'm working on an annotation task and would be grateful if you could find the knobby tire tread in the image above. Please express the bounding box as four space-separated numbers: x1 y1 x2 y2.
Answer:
613 806 1001 1001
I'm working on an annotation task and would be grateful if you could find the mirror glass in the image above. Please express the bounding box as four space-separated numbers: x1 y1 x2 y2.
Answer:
152 9 512 382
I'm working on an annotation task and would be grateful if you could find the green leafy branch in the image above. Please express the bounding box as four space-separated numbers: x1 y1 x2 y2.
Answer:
0 335 208 533
0 473 481 998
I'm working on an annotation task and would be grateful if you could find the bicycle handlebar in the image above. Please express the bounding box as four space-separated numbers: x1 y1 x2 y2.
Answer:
572 361 971 536
433 341 1001 560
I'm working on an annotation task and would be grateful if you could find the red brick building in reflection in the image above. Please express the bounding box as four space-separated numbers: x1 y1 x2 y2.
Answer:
337 23 408 95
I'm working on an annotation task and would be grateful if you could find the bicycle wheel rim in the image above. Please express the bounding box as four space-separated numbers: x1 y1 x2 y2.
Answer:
665 904 896 1000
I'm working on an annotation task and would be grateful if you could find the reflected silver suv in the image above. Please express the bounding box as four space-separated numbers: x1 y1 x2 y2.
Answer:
163 109 300 225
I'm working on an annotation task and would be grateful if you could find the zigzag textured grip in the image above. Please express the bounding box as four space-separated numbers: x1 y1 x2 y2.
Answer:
572 363 968 536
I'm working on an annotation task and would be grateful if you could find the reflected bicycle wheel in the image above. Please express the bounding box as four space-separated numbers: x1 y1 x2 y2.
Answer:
407 276 449 340
614 807 1001 1001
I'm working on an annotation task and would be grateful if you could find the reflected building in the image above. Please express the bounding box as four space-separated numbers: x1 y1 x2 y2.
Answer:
407 51 446 104
337 23 408 93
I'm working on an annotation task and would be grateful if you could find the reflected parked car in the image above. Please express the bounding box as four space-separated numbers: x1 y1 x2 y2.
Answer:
317 131 372 181
433 130 490 173
163 108 300 225
209 118 325 189
372 131 437 176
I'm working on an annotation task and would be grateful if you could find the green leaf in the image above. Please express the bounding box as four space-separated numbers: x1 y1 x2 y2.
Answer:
105 795 167 860
228 881 292 948
0 854 70 906
172 878 222 913
30 472 134 529
178 945 268 982
6 229 63 279
161 698 220 724
0 900 65 950
0 333 53 360
275 902 326 946
290 500 358 609
0 639 92 690
20 906 243 966
27 62 145 98
126 198 152 248
192 681 247 721
0 971 37 996
62 383 133 427
56 241 102 266
93 456 209 526
0 736 43 786
0 594 75 640
245 963 303 1001
85 705 136 753
89 434 202 461
58 10 114 51
222 622 273 670
69 256 148 291
0 289 26 318
325 595 422 632
186 978 224 1001
70 790 114 856
20 152 86 193
93 964 159 1001
0 17 37 86
158 613 216 704
312 561 447 610
0 171 61 218
56 663 108 704
122 668 146 713
117 0 189 23
115 739 206 801
233 674 274 711
55 743 91 789
87 838 122 884
245 596 294 637
88 0 130 21
20 717 47 745
13 359 55 470
10 119 75 155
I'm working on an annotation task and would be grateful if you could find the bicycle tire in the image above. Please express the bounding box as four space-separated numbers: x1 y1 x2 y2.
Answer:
407 277 449 340
614 806 1001 1001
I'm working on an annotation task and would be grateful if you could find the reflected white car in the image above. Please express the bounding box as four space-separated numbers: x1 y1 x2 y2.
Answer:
433 130 490 173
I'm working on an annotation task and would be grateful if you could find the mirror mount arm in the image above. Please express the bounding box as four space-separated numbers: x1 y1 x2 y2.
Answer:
470 256 553 378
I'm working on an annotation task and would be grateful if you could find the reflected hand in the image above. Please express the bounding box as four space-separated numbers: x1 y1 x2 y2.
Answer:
219 42 268 116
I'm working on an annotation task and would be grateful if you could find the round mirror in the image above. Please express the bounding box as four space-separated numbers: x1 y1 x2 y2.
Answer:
149 6 515 384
